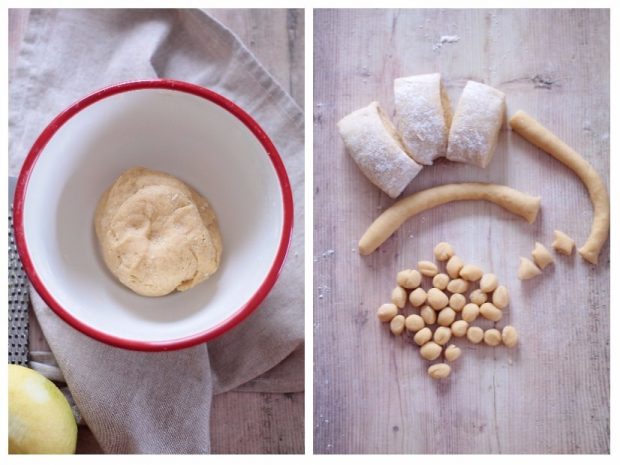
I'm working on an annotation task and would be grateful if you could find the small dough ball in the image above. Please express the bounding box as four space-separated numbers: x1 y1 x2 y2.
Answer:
427 288 449 310
492 285 509 309
95 167 222 297
432 273 450 290
502 325 519 348
437 307 456 326
418 260 439 277
420 305 437 325
444 344 462 362
433 242 454 261
396 269 422 289
414 327 433 346
433 326 452 345
467 326 484 344
377 303 398 322
446 256 464 279
447 278 468 294
409 287 427 307
552 230 575 255
518 257 542 280
461 303 480 322
479 302 503 322
391 286 407 308
390 315 406 336
532 242 554 269
420 341 443 361
405 314 425 333
428 363 451 380
450 320 469 337
469 289 488 306
459 264 484 282
449 293 466 311
483 328 502 346
479 273 498 293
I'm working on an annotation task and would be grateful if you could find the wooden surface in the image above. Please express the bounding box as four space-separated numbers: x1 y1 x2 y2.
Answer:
9 8 304 455
314 9 609 454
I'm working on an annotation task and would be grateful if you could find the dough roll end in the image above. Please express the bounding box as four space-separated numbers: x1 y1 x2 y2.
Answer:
578 246 599 265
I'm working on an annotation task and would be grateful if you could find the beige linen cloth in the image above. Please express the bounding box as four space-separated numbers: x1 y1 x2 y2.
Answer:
9 9 304 454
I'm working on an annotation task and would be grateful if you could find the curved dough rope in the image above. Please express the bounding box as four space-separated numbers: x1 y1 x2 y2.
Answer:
359 183 541 255
509 110 610 265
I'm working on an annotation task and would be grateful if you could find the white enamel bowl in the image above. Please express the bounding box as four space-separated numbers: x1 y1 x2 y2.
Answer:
14 80 293 351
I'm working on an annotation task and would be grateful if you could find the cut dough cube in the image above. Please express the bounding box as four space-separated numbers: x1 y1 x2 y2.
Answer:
446 81 506 168
394 73 452 165
518 257 542 280
338 102 423 198
531 241 554 269
552 230 575 255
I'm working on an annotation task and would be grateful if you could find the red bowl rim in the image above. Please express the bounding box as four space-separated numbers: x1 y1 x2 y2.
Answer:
13 79 294 351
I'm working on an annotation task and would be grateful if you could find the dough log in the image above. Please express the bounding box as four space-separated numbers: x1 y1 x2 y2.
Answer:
337 101 423 198
446 81 506 168
394 73 452 165
509 110 609 264
359 183 541 255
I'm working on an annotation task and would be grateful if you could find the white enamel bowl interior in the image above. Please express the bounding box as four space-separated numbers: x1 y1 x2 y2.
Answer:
22 88 284 343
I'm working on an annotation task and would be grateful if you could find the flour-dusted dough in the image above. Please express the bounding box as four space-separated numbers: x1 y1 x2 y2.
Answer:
337 101 423 198
446 81 506 168
394 73 452 165
95 167 222 297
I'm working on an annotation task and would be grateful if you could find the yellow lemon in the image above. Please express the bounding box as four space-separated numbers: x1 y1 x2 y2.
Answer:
8 364 77 454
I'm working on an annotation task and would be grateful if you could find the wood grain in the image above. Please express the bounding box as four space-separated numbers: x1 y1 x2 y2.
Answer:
314 9 609 454
9 8 304 455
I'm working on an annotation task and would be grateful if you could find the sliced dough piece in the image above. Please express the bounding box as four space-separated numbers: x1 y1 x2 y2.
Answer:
446 81 506 168
531 241 554 269
552 230 575 255
337 101 423 198
518 257 542 280
394 73 452 165
509 110 610 265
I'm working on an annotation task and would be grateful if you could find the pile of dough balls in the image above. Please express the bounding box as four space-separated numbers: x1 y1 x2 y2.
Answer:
376 242 519 380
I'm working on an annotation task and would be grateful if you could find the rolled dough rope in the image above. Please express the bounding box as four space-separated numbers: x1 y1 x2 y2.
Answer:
446 81 506 168
359 183 541 255
394 73 452 165
509 110 610 265
338 101 423 199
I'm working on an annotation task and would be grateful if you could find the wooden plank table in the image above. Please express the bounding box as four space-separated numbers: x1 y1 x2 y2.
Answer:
314 9 609 454
9 8 304 454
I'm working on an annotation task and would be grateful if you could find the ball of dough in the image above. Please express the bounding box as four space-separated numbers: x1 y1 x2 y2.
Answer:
95 167 222 297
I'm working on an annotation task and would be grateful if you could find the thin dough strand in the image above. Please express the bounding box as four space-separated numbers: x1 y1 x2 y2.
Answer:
358 183 541 255
509 110 609 265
